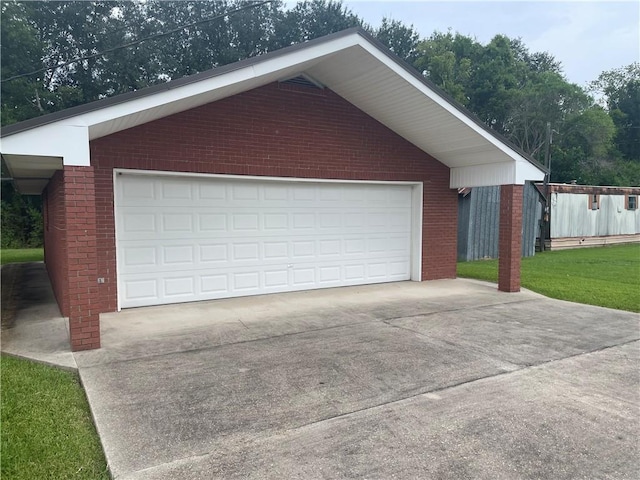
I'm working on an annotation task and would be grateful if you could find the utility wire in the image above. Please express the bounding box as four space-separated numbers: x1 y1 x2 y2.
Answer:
1 0 274 84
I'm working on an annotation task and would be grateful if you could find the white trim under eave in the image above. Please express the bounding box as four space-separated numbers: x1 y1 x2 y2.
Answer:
449 160 545 188
1 124 90 166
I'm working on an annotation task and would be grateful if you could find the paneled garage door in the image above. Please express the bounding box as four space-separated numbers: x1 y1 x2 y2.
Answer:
115 173 416 308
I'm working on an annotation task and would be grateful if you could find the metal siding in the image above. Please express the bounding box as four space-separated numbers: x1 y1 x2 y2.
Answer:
550 193 640 238
457 194 472 261
521 181 539 257
458 182 541 261
468 186 500 260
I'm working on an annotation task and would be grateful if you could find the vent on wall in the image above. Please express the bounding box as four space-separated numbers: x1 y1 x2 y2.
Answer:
280 74 324 90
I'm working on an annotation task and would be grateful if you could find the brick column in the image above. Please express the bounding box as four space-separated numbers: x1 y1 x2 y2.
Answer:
64 166 101 350
498 184 523 292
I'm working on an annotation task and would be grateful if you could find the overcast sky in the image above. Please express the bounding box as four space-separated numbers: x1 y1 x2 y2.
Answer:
341 0 639 87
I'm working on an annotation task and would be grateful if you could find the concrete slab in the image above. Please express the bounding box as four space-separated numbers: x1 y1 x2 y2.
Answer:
0 263 75 370
73 280 640 479
74 280 536 367
123 341 640 480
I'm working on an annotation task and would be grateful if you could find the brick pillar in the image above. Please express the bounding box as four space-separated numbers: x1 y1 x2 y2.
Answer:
64 166 101 350
498 184 523 292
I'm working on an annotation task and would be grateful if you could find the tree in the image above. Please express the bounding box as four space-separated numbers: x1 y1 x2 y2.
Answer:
0 2 47 123
507 72 590 160
374 18 420 65
414 30 479 106
551 106 617 184
0 182 43 248
509 37 563 76
590 63 640 161
414 31 590 164
467 34 529 135
273 0 362 47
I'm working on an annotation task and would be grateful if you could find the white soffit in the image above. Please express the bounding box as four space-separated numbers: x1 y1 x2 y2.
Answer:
309 43 521 169
2 154 63 194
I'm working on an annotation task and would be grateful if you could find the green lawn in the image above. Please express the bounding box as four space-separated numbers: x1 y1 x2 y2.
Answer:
0 355 109 480
457 244 640 312
0 248 44 265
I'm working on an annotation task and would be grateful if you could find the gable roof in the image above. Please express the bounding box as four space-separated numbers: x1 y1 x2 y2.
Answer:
1 27 545 194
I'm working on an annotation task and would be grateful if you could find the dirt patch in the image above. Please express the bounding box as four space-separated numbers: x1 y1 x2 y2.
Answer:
1 264 25 330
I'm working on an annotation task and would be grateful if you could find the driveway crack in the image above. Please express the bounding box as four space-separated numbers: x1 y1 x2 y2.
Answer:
378 297 541 324
293 338 640 430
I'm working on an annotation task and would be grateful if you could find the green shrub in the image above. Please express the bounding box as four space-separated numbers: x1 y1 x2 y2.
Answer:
0 183 43 249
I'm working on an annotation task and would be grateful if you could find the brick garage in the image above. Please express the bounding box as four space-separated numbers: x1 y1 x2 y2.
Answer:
1 28 545 351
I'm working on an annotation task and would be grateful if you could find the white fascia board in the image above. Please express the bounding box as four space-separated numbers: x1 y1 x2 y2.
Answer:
450 162 516 188
515 159 546 184
1 123 90 166
354 38 541 169
450 159 545 188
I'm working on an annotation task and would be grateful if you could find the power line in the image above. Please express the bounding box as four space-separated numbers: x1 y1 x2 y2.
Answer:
1 0 274 84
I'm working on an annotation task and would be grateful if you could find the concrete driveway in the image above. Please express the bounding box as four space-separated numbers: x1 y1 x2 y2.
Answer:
68 279 640 479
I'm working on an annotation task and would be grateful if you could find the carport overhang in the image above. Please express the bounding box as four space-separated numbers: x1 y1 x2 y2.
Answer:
0 27 545 194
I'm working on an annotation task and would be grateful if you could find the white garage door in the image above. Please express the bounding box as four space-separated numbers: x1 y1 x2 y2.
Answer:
115 173 415 308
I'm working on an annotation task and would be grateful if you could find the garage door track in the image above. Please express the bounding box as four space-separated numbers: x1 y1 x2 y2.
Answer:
72 280 640 479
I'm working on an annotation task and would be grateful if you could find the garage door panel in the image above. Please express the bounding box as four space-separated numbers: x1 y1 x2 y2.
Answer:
164 276 195 298
118 239 410 276
201 274 228 294
292 240 315 258
122 246 156 267
198 182 227 201
162 213 193 233
124 278 158 304
263 241 289 260
162 245 194 265
199 213 228 232
116 174 415 308
120 259 412 308
162 180 193 201
120 175 156 202
121 212 156 234
117 210 411 240
264 269 289 288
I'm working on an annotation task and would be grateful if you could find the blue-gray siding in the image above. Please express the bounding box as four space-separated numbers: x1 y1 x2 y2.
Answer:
458 182 542 261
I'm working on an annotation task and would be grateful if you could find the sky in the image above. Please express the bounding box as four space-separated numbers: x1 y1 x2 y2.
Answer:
341 0 639 88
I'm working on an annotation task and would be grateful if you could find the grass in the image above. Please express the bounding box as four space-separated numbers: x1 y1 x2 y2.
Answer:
0 355 110 479
0 248 44 265
457 243 640 312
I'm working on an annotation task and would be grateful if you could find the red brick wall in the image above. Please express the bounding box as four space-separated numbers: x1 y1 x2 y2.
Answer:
498 184 523 292
43 170 69 316
43 167 101 350
90 82 458 312
64 166 100 350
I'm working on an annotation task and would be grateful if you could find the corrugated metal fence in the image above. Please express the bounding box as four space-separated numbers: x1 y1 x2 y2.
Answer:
458 182 542 261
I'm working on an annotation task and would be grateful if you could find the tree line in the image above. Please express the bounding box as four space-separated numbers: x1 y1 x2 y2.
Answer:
1 0 638 246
